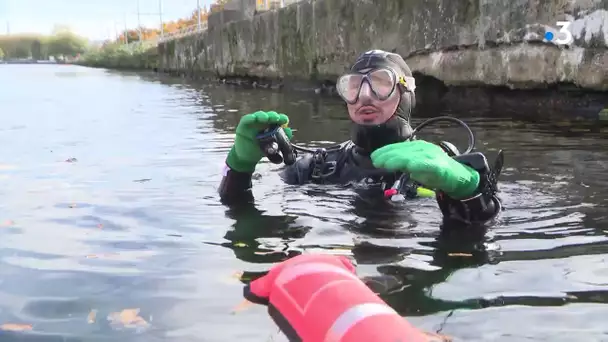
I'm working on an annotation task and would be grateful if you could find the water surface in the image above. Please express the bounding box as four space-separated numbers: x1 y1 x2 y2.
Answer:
0 64 607 341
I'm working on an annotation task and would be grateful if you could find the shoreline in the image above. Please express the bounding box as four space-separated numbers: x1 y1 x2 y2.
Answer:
75 0 608 123
81 62 608 122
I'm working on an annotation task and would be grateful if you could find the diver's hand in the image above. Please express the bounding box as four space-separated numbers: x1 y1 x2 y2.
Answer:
371 140 479 199
226 111 293 173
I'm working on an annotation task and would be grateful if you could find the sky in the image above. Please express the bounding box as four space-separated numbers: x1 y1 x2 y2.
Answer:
0 0 216 41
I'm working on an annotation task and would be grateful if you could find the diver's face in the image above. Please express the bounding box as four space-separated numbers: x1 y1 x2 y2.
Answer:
345 69 401 126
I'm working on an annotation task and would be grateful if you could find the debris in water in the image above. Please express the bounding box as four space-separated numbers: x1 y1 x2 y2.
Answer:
231 299 253 315
0 323 33 332
423 331 453 341
85 253 119 259
65 158 78 163
87 310 97 324
1 220 14 227
448 253 473 257
107 308 149 330
217 271 244 285
133 178 151 183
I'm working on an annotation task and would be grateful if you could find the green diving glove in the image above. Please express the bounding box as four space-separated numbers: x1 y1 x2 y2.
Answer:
371 140 480 200
226 111 293 173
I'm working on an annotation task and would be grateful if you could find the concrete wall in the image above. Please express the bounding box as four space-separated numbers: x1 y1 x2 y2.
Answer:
158 0 608 91
223 0 257 18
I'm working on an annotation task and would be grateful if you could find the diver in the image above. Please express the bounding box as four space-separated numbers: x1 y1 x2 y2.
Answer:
218 49 503 228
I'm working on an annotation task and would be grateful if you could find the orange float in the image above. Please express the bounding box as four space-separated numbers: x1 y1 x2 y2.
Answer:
243 254 441 341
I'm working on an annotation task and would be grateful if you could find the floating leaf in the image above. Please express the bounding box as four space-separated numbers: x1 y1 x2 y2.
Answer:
448 253 473 257
87 310 97 324
107 308 148 329
423 331 453 341
0 220 14 227
231 299 253 315
217 271 244 285
0 323 32 332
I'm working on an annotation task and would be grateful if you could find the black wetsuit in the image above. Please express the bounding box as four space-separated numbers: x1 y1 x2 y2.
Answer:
219 140 502 228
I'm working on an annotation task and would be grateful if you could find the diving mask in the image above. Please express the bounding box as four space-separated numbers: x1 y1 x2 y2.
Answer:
336 68 416 105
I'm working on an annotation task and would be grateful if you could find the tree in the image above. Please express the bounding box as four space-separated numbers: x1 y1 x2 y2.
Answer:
52 24 72 35
46 31 88 58
0 47 4 60
30 39 44 60
12 44 30 58
91 0 227 47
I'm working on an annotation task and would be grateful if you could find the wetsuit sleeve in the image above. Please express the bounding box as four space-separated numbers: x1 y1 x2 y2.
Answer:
219 156 314 205
435 152 502 227
218 164 254 205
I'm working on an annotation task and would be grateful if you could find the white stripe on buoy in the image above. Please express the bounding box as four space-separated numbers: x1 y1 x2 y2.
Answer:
324 303 397 342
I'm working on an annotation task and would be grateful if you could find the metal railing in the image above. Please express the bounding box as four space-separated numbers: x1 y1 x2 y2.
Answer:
121 23 208 48
157 22 208 43
140 0 303 45
125 39 157 49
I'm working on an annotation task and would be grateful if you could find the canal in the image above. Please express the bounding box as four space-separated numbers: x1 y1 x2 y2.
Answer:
0 64 607 341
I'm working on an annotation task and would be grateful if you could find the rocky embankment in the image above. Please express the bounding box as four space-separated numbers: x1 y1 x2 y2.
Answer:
158 0 608 117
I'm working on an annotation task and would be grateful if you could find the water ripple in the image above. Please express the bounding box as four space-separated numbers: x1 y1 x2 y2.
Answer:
0 65 607 341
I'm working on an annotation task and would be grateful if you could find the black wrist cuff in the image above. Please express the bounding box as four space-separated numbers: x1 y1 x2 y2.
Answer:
437 152 502 225
218 164 253 202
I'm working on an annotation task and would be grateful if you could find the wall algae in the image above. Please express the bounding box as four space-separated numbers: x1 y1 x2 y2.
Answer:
158 0 607 115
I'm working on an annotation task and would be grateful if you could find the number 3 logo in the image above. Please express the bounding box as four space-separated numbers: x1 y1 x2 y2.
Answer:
554 21 574 45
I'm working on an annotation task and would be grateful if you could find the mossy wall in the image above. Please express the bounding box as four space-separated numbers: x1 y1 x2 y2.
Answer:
158 0 608 90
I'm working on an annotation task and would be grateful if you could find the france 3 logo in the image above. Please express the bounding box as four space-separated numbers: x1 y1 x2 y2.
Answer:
544 21 574 45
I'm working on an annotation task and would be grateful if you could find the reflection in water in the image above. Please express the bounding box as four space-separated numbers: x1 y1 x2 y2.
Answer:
0 65 607 341
220 204 307 264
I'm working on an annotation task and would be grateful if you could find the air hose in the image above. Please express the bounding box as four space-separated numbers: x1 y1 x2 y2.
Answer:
289 115 475 155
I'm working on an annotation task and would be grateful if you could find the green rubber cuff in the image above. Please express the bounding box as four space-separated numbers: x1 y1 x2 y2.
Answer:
446 166 480 200
225 146 257 174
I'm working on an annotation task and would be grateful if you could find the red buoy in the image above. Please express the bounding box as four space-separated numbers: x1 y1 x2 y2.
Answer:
243 254 439 341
